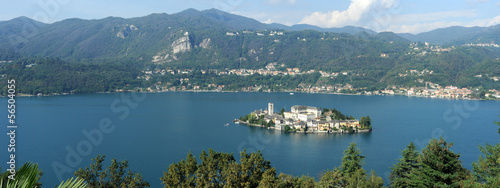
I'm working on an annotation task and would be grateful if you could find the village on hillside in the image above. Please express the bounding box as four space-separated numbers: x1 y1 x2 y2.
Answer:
235 103 372 133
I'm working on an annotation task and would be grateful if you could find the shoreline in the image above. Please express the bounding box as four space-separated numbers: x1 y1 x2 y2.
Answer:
1 90 492 101
234 120 372 134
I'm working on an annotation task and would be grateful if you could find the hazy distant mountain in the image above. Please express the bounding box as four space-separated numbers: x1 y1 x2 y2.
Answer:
398 25 500 45
267 23 376 35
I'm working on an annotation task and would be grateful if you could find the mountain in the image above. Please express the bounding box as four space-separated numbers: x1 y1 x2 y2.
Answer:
0 9 408 66
0 8 499 95
0 16 46 50
398 25 500 45
267 23 376 35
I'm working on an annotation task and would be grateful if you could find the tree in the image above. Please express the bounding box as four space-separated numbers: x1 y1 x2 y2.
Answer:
161 149 276 188
277 173 299 188
389 142 420 187
280 108 286 117
366 170 384 188
257 168 279 188
495 115 500 133
160 151 197 187
74 155 150 188
341 143 365 175
0 162 43 188
363 116 372 128
318 168 345 187
297 175 316 188
1 162 86 188
472 143 500 186
409 137 470 187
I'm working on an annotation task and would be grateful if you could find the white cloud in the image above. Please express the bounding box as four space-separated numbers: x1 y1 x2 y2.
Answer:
466 0 490 3
392 10 477 23
268 0 297 5
487 15 500 25
231 10 304 26
299 0 398 28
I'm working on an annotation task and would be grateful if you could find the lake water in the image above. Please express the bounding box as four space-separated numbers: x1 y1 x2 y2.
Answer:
1 92 499 187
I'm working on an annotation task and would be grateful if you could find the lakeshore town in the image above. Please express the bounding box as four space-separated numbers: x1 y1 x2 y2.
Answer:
234 102 372 133
138 66 500 100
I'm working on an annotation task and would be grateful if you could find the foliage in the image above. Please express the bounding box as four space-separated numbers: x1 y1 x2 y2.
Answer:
472 143 500 186
496 116 500 133
341 143 365 175
409 137 470 187
360 116 372 130
389 142 420 187
0 58 145 95
56 177 88 188
322 108 354 120
318 143 383 187
0 162 42 188
74 155 150 188
161 149 276 188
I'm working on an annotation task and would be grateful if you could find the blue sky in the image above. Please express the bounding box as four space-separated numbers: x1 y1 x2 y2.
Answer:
1 0 499 34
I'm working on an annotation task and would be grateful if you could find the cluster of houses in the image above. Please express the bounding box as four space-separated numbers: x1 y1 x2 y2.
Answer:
243 103 367 133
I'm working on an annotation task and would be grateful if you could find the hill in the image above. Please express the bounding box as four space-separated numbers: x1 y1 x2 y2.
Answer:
0 8 498 95
398 25 500 45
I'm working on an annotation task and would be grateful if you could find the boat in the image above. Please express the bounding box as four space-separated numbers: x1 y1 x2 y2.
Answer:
289 92 294 95
224 123 229 126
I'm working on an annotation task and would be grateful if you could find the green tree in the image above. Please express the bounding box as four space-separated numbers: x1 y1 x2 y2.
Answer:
341 143 365 175
496 115 500 133
389 142 420 187
1 162 86 188
161 149 276 188
74 155 149 188
280 108 286 116
409 137 470 187
277 173 299 188
318 168 345 187
472 143 500 187
0 162 43 188
366 170 384 188
160 151 197 187
297 175 316 188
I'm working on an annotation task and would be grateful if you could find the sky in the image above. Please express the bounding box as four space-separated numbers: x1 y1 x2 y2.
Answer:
1 0 499 34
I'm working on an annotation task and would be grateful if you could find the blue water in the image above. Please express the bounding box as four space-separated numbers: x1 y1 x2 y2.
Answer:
1 92 499 187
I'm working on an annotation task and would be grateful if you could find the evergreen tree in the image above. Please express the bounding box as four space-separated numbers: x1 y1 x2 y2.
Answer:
367 170 384 188
472 143 500 186
74 155 150 188
409 137 470 187
257 168 279 188
341 143 365 175
161 149 276 188
318 168 345 187
389 142 420 187
495 115 500 133
277 173 300 188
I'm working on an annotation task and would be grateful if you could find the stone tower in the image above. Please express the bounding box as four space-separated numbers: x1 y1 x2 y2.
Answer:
268 102 274 115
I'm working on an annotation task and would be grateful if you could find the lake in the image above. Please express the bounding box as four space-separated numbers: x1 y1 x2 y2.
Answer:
1 92 499 187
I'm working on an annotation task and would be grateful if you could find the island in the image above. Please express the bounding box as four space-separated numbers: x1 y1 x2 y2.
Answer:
235 103 372 133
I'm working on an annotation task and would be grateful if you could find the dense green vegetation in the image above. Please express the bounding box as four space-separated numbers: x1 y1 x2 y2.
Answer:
0 58 146 95
0 9 499 95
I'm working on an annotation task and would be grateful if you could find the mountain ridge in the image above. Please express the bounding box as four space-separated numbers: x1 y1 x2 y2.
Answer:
2 8 498 45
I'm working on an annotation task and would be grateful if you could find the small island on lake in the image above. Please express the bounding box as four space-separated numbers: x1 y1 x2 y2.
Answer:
235 103 372 133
